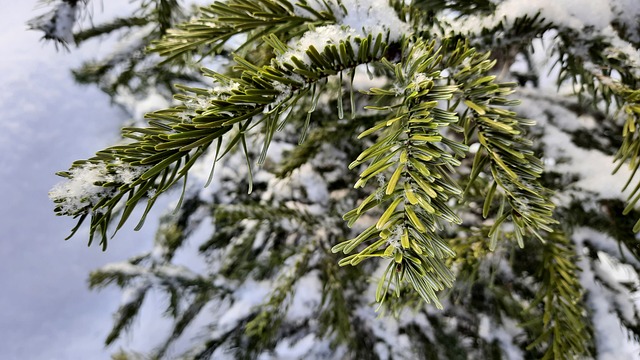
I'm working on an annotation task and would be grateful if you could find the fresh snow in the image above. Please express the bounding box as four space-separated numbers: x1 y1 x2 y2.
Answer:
28 1 78 44
611 0 640 43
120 280 151 305
49 162 112 214
544 124 632 200
280 0 409 66
279 25 358 65
450 0 640 78
339 0 409 41
478 315 524 360
49 160 149 214
573 228 640 359
270 333 318 359
214 279 271 333
285 271 323 322
453 0 614 33
516 93 635 201
210 81 241 99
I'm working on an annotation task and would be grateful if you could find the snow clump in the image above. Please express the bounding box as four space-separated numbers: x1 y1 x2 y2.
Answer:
28 0 80 44
280 0 410 65
49 160 149 214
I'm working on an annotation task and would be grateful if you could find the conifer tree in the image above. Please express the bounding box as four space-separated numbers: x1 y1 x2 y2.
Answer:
35 0 640 358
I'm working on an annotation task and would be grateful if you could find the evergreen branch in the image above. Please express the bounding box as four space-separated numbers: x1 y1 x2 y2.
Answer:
154 0 183 34
274 113 382 178
89 254 215 345
41 0 640 357
154 195 206 260
244 240 314 354
334 38 555 307
558 200 640 267
208 204 315 280
553 33 640 231
153 291 213 359
456 47 557 247
73 17 150 44
104 281 150 345
150 0 336 63
52 25 393 249
335 40 465 308
612 89 640 229
413 0 496 16
88 257 148 289
89 259 210 290
461 6 640 234
439 7 553 56
71 24 204 97
526 231 593 359
317 254 368 352
110 349 147 360
27 0 87 46
214 203 317 225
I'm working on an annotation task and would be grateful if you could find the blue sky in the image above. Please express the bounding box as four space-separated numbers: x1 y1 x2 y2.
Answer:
0 2 172 359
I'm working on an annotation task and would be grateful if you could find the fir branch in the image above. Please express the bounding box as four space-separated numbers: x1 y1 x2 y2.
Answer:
89 255 216 345
244 240 314 354
526 231 594 359
317 254 368 352
153 291 213 359
454 3 640 234
214 203 317 225
53 24 393 249
150 0 336 63
73 17 150 44
553 34 640 231
104 281 150 346
456 46 557 247
43 0 640 357
335 40 464 308
334 38 554 307
274 113 381 178
413 0 496 16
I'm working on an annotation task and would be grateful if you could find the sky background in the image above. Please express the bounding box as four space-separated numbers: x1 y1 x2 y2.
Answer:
0 2 176 359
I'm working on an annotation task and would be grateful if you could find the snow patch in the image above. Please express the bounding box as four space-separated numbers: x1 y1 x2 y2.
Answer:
517 94 634 201
286 271 323 322
28 1 78 44
573 228 640 359
478 315 524 360
214 280 271 334
340 0 409 41
278 25 358 65
272 333 316 359
49 160 149 214
454 0 614 33
280 0 409 66
120 281 150 305
544 122 632 200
